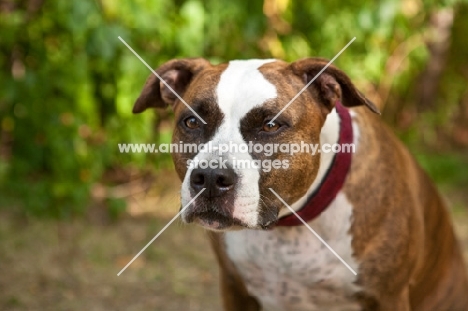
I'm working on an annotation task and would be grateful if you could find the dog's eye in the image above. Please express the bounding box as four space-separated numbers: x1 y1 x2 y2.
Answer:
184 116 200 129
262 120 280 132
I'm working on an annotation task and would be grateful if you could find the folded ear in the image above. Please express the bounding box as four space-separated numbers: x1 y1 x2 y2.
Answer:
133 58 211 113
289 58 380 116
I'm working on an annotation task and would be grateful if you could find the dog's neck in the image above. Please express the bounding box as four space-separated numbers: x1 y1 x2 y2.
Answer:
277 108 341 218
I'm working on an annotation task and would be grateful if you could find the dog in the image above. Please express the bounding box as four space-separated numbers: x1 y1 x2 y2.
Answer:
132 57 468 311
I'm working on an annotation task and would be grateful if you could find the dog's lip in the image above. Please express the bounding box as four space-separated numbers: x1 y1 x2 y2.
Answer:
195 217 231 230
188 210 277 231
188 211 240 230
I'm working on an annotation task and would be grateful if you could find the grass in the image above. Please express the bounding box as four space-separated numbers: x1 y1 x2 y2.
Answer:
0 168 467 311
0 209 222 311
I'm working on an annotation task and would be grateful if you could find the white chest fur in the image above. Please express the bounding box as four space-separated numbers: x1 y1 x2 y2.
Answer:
224 192 361 311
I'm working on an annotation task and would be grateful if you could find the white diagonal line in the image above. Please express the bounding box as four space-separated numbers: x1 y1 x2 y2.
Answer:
269 188 357 275
118 36 207 124
269 37 356 125
117 188 206 276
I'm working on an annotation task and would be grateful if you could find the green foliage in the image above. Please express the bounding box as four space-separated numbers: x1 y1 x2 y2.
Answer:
0 0 466 217
414 152 468 187
0 0 164 217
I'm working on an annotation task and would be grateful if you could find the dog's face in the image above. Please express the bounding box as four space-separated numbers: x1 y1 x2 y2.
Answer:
133 58 377 231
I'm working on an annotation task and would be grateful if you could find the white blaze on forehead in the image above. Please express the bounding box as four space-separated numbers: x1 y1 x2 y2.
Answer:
213 59 277 227
216 59 277 121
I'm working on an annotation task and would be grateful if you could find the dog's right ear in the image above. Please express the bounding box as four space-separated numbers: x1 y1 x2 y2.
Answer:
133 58 210 113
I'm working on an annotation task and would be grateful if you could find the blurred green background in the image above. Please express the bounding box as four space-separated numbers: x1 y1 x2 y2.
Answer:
1 0 467 217
0 0 467 310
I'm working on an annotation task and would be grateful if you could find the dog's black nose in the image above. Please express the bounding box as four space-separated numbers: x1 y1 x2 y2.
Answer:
190 167 237 197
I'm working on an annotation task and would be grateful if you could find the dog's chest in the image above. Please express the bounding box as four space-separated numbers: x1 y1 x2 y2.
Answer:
224 192 361 311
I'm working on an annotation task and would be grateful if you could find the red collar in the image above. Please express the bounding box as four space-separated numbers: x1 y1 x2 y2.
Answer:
275 102 353 227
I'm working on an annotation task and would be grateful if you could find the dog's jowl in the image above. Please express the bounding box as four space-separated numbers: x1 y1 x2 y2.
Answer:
133 58 468 311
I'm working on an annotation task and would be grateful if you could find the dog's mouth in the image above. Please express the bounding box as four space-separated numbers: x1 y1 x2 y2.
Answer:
186 210 240 230
185 209 277 231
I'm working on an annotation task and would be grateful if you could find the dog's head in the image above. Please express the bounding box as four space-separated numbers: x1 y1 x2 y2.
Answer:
133 58 378 231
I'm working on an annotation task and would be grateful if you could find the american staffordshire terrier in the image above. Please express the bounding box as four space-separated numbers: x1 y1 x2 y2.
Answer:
133 57 468 311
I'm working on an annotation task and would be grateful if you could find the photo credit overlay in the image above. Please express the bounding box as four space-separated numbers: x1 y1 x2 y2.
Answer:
118 141 355 173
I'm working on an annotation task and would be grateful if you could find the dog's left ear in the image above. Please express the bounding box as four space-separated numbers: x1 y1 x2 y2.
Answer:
289 58 380 116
